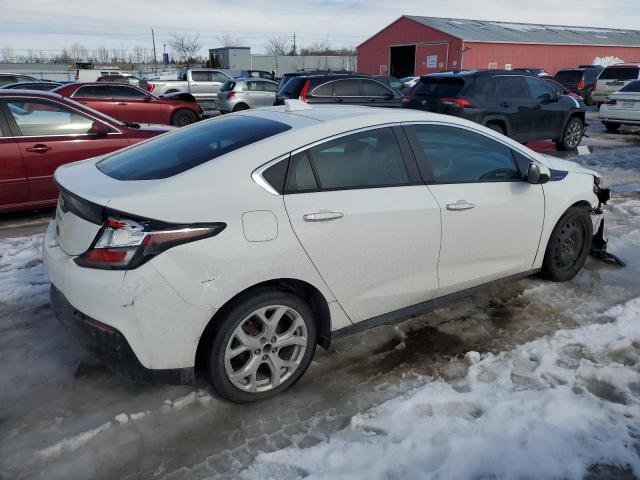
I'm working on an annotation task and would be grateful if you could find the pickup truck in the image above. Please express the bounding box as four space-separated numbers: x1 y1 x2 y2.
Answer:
143 69 232 106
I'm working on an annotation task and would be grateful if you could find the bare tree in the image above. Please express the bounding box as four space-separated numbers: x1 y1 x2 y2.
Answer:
68 43 88 62
1 45 14 63
132 45 146 64
95 45 110 63
169 33 203 65
215 33 242 48
264 36 288 56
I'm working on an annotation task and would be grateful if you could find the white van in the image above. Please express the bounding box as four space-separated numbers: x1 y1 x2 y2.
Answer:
593 64 640 104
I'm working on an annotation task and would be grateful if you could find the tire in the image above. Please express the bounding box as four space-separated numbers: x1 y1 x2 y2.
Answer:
171 109 198 127
206 289 317 403
232 103 249 112
604 122 621 133
540 206 593 282
486 123 505 135
555 117 584 151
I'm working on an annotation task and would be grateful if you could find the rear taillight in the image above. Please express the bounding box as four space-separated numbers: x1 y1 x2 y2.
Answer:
75 216 226 269
146 83 155 92
578 80 585 90
440 97 471 108
602 97 617 105
228 91 236 99
401 95 411 104
298 80 311 102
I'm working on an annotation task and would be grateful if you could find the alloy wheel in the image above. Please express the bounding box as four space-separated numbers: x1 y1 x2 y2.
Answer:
224 305 308 393
565 120 583 149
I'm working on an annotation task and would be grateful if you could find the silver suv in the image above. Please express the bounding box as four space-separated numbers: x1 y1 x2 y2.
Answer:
217 78 278 113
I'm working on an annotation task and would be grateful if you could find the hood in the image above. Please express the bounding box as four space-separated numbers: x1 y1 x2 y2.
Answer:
539 154 600 177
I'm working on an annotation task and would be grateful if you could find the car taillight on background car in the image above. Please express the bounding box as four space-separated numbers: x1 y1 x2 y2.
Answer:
75 216 226 269
578 80 585 90
440 98 472 108
401 95 411 104
298 80 311 102
146 84 155 92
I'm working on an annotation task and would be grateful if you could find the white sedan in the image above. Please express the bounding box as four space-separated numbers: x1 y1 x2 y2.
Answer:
44 101 611 402
599 80 640 132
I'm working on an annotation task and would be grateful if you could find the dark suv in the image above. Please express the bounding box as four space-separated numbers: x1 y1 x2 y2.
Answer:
402 70 586 150
554 67 602 105
274 75 401 108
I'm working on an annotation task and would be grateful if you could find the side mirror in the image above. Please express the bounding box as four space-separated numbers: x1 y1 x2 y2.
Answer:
88 120 110 137
526 163 551 184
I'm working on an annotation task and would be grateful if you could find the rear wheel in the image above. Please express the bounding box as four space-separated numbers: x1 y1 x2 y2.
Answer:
555 117 583 151
604 122 621 133
540 206 592 282
171 109 197 127
233 103 249 112
207 289 317 403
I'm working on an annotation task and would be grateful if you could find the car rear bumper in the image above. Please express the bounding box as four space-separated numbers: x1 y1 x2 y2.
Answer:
599 105 640 124
50 285 194 384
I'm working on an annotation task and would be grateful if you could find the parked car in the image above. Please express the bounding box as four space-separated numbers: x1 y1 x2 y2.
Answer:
544 78 583 102
399 76 420 89
274 75 401 107
553 67 602 105
44 101 610 402
53 83 202 127
0 73 39 86
97 74 142 87
373 75 404 91
402 71 586 150
593 64 640 104
238 70 276 81
143 69 232 106
599 79 640 132
1 81 62 91
512 68 551 78
0 90 173 213
277 70 365 92
217 78 278 113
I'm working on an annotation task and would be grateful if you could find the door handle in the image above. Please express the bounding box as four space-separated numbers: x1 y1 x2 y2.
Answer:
334 98 344 102
25 144 52 154
117 102 128 106
500 102 510 108
534 104 542 110
303 211 344 222
446 200 475 211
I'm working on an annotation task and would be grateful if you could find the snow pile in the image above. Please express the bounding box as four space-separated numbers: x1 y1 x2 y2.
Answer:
241 298 640 480
0 234 48 306
593 56 624 67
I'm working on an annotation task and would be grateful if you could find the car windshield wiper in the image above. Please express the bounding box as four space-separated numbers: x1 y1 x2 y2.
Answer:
124 122 141 129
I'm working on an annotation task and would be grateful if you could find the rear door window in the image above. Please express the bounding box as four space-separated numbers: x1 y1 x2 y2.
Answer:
599 67 640 80
109 85 146 99
211 72 230 83
262 82 277 93
286 151 318 192
413 78 465 97
495 76 530 99
97 116 292 180
73 85 112 99
191 71 212 82
333 79 360 97
305 128 409 189
360 80 393 96
5 99 95 136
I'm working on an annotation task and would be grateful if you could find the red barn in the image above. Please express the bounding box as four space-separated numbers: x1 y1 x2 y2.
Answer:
357 16 640 77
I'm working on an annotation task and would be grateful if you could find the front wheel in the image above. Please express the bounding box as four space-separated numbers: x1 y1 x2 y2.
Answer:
555 117 584 151
171 109 198 127
207 290 317 402
540 206 593 282
604 122 621 133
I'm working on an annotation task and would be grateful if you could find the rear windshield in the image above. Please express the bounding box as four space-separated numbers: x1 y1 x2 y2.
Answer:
97 116 292 180
279 77 306 96
599 67 639 80
220 80 236 91
277 74 298 91
412 77 465 97
619 80 640 92
554 70 583 83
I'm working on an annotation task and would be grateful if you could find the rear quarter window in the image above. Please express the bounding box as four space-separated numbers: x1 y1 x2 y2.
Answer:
599 67 640 81
97 116 292 180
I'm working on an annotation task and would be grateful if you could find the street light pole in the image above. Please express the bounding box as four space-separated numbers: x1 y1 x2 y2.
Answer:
151 27 158 72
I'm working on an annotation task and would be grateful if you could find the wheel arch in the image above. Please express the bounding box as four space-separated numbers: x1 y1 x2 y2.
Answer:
194 277 332 375
482 116 510 136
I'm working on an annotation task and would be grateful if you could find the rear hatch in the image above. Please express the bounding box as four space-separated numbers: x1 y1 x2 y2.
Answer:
217 80 236 101
275 77 307 105
404 76 470 114
554 70 583 91
596 66 640 97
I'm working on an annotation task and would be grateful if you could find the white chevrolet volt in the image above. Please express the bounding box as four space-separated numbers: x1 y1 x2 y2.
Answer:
44 101 611 402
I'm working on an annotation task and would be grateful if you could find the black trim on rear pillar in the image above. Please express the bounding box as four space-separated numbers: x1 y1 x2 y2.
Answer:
50 285 194 385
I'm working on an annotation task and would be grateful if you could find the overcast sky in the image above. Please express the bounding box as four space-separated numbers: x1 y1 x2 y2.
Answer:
2 0 639 57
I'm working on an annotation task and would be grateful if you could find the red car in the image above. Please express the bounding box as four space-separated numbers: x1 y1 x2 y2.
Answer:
53 82 203 127
0 90 173 213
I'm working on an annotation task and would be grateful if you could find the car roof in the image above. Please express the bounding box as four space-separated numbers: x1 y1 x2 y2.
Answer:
0 89 68 99
234 77 277 83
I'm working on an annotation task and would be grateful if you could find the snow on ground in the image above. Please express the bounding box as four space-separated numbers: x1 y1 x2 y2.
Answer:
0 233 48 307
241 298 640 480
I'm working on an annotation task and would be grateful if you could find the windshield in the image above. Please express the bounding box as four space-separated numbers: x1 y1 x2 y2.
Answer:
554 70 583 83
97 115 292 180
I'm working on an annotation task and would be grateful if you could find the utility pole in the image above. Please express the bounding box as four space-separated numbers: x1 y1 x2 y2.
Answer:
292 32 297 55
151 28 158 72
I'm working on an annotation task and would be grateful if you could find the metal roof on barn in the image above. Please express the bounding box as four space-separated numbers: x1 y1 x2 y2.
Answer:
405 15 640 46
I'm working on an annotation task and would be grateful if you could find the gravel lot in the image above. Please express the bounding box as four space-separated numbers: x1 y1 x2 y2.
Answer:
1 112 639 480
